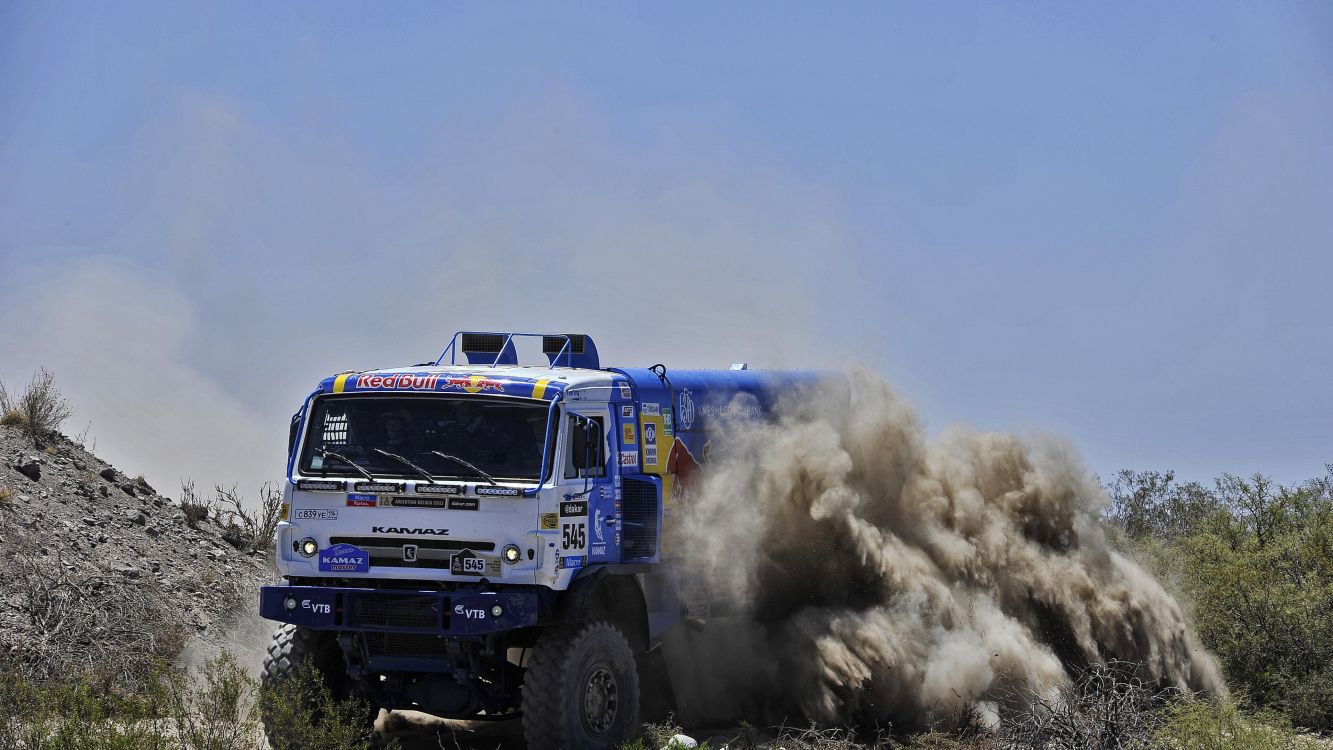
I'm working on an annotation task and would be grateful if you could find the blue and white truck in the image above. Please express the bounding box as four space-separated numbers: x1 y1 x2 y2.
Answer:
258 333 819 748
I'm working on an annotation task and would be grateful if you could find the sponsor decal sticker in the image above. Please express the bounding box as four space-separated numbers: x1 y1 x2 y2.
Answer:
559 555 586 570
540 513 559 530
641 402 660 416
620 405 634 419
619 450 638 467
447 497 480 511
279 503 290 521
442 375 505 394
297 479 345 492
346 493 378 507
384 496 448 508
354 373 440 391
354 481 404 494
663 408 674 436
318 543 369 573
560 500 588 517
451 549 486 576
645 446 658 465
678 390 696 430
454 602 488 620
591 544 607 556
622 423 636 445
644 422 657 446
295 508 339 521
476 486 521 497
593 509 605 542
618 383 633 399
415 483 463 496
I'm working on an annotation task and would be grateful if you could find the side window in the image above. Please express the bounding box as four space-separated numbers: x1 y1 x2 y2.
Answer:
564 414 606 479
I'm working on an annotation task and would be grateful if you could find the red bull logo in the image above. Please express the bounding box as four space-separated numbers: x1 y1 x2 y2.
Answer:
443 375 505 394
354 373 440 390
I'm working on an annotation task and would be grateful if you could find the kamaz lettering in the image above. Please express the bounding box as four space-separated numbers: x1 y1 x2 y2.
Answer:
263 331 826 749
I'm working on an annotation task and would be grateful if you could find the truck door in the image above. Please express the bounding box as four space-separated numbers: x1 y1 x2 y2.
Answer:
560 407 611 570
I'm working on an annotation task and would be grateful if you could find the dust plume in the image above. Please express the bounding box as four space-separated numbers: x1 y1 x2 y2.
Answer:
665 370 1222 729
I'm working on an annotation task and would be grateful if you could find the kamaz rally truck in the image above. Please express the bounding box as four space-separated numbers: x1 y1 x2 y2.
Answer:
259 333 820 749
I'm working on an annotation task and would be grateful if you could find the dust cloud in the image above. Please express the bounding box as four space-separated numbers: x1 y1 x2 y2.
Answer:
663 370 1222 729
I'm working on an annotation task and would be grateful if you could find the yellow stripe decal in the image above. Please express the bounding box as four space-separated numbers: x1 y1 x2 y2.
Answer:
333 373 351 393
532 379 550 399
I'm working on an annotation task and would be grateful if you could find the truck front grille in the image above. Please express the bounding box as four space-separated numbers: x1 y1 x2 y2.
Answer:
345 592 446 630
362 632 452 660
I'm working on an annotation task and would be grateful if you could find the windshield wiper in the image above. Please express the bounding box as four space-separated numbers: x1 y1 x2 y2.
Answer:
316 448 375 482
429 451 498 485
373 449 441 485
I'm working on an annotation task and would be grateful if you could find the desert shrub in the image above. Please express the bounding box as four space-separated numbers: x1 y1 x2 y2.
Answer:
159 651 260 750
180 478 213 528
1155 696 1322 750
0 487 12 503
996 661 1170 750
0 669 169 750
214 481 283 552
259 660 384 750
0 368 73 445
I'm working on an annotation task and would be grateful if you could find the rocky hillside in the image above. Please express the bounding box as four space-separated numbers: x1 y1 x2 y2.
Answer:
0 422 273 687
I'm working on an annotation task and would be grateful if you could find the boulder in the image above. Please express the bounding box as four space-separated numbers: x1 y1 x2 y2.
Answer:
14 459 40 481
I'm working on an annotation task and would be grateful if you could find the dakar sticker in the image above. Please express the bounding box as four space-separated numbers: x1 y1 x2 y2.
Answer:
560 500 588 517
447 497 480 511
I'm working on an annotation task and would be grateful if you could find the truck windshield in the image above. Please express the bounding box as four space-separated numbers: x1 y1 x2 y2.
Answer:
299 395 554 483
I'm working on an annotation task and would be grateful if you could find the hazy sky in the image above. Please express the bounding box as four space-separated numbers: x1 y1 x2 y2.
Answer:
2 2 1330 498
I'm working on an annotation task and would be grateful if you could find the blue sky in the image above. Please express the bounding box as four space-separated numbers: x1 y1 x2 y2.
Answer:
2 2 1330 495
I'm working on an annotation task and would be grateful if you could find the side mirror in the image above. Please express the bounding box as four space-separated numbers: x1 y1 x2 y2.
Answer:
288 413 301 457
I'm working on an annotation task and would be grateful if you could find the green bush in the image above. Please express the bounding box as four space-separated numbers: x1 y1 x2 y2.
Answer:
258 660 384 750
1155 696 1322 750
1106 468 1333 733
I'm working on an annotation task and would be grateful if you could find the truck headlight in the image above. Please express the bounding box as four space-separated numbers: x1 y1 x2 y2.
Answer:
502 544 521 564
299 538 319 558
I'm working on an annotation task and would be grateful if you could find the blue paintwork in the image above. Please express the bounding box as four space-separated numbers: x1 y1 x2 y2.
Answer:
259 585 543 636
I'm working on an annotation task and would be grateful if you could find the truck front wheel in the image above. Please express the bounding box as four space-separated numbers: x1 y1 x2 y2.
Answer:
521 621 641 750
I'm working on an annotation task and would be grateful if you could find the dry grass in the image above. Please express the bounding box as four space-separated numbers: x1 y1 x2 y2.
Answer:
2 538 187 692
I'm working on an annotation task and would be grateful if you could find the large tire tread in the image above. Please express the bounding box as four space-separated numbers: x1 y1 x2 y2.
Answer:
521 621 640 750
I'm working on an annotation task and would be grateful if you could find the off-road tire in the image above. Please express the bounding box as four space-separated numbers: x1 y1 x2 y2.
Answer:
521 621 641 750
260 624 376 747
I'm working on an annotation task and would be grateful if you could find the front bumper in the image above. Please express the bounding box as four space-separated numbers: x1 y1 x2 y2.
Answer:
259 585 541 636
